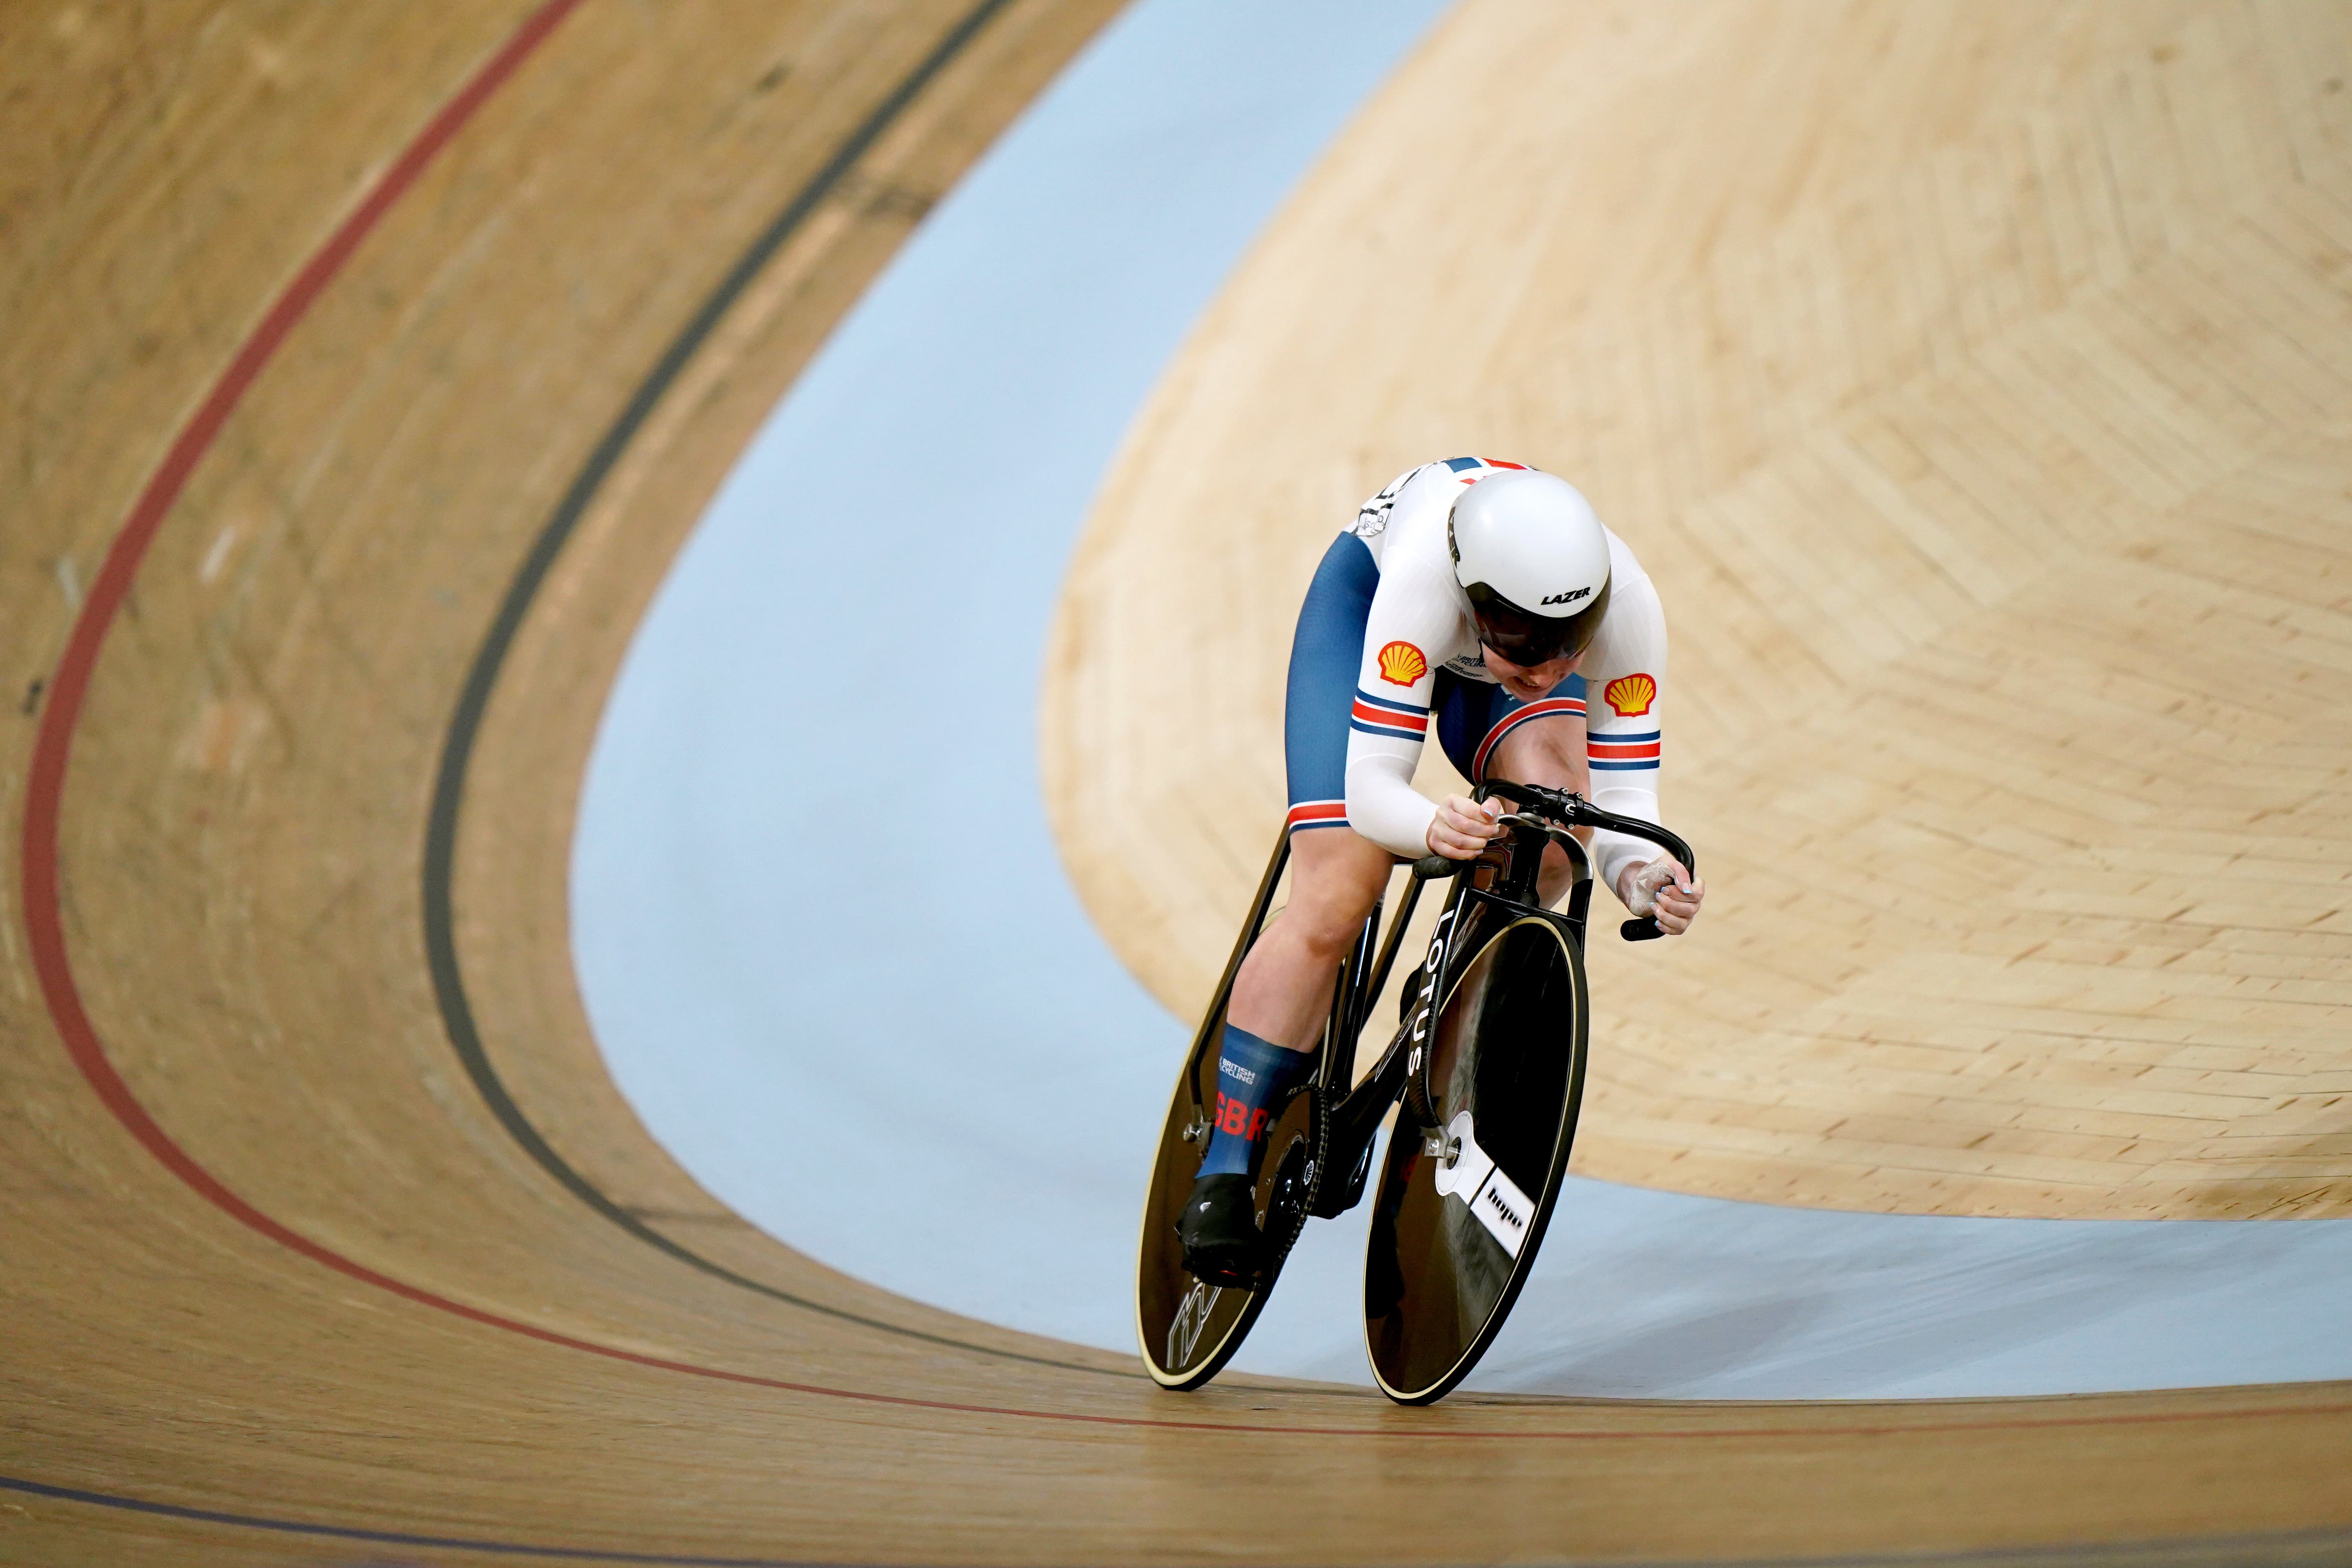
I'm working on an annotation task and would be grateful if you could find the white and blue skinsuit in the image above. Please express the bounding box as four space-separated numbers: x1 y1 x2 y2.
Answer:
1200 457 1669 1182
1285 457 1668 894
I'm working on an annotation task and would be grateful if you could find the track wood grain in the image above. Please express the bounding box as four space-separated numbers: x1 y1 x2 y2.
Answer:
3 2 2349 1563
1045 0 2352 1222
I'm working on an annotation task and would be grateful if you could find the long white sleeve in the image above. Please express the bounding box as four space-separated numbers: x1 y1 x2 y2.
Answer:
1344 749 1438 860
1578 542 1668 898
1341 467 1479 858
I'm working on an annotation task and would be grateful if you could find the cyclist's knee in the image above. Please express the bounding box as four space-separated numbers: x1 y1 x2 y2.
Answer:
1285 906 1368 964
1283 829 1390 949
1485 714 1587 795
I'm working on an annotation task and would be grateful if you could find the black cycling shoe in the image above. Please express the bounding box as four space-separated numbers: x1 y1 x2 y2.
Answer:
1177 1172 1266 1286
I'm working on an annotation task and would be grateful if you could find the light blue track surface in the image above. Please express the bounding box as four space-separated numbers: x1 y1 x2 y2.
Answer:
572 0 2352 1399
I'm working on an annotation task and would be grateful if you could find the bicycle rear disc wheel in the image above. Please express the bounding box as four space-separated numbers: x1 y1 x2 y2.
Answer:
1136 1040 1325 1390
1362 914 1587 1404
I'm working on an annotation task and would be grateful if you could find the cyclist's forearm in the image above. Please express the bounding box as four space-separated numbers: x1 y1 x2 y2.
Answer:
1587 780 1662 900
1343 751 1438 859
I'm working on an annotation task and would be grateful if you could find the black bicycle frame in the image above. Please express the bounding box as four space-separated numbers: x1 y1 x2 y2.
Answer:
1176 782 1693 1220
1314 782 1696 1210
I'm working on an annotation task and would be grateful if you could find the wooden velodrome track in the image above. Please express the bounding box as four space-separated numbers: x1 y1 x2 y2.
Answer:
1051 0 2352 1225
3 2 2349 1565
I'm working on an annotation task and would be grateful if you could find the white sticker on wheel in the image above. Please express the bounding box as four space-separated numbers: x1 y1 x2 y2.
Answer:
1166 1280 1221 1366
1467 1165 1533 1257
1427 1110 1533 1258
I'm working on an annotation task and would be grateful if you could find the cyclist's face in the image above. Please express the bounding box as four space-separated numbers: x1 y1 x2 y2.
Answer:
1481 643 1577 700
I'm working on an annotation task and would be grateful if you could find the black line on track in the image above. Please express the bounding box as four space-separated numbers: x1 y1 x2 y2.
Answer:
420 0 1141 1383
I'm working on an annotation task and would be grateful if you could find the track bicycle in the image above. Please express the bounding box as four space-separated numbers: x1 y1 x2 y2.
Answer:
1135 780 1694 1405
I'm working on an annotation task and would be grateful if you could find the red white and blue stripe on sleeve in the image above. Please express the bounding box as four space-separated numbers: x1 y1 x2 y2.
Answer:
1587 727 1662 772
1349 687 1430 743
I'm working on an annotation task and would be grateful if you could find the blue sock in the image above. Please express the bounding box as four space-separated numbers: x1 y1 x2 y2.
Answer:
1198 1025 1313 1179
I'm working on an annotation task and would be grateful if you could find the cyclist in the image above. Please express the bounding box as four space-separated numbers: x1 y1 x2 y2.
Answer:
1181 459 1705 1284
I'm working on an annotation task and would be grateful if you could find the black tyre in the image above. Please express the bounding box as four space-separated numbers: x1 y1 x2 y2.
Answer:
1362 914 1588 1404
1136 1029 1325 1389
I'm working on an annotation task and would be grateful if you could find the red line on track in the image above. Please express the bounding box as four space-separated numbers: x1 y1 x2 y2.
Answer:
15 0 2352 1453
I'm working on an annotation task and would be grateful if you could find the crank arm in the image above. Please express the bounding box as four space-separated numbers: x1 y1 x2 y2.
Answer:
1311 1020 1416 1219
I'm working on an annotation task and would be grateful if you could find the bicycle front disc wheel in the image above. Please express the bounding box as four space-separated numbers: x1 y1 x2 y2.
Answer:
1361 913 1587 1404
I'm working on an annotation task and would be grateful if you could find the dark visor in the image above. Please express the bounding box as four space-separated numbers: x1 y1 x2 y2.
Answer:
1465 577 1611 666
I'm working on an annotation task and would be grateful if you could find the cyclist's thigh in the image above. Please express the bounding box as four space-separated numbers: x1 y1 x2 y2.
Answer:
1284 810 1394 931
1283 531 1379 836
1278 531 1395 926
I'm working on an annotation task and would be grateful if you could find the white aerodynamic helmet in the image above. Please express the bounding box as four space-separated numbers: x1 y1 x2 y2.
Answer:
1446 469 1612 665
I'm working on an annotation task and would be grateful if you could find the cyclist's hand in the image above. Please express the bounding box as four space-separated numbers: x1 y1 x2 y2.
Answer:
1426 795 1503 860
1621 858 1705 934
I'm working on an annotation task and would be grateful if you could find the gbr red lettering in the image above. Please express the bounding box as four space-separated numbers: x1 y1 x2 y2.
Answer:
1210 1092 1271 1141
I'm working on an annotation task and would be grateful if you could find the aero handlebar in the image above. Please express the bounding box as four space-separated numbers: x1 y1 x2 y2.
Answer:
1410 783 1695 942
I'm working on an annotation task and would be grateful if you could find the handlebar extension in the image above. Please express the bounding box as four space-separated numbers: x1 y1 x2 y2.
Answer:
1416 783 1695 941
